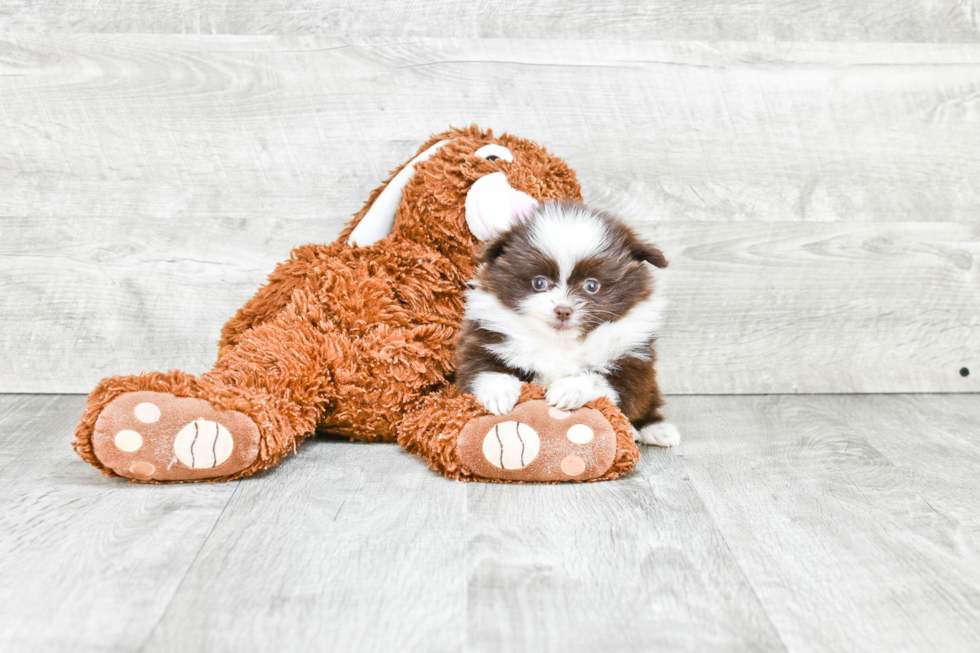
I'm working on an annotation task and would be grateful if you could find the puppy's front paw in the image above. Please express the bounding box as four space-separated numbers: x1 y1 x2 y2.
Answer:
546 374 615 411
635 421 681 448
471 372 524 415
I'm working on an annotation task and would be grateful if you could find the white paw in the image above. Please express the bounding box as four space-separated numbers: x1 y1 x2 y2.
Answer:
545 374 617 411
635 421 681 448
471 372 523 415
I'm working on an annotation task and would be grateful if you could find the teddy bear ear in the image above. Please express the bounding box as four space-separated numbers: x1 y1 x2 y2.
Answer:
347 138 453 247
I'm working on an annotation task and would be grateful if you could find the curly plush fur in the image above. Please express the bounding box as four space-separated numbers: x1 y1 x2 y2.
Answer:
72 126 640 483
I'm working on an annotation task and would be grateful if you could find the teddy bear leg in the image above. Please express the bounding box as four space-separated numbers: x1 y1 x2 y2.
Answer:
397 383 640 483
74 312 342 482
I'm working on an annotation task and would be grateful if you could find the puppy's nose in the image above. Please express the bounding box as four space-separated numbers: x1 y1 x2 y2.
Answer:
554 306 573 321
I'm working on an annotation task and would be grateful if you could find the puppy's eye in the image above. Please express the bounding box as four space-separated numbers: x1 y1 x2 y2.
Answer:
532 276 549 291
584 279 600 294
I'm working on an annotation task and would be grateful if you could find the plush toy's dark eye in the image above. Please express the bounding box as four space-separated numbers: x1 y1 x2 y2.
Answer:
584 279 600 294
532 276 549 291
475 144 514 162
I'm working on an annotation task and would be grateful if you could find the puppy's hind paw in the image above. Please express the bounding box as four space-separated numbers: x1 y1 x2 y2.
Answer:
635 421 681 448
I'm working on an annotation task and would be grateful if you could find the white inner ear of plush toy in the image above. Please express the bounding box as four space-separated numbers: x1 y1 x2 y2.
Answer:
347 139 453 247
464 172 539 241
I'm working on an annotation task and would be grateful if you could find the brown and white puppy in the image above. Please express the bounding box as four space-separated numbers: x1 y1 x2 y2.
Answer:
455 201 681 447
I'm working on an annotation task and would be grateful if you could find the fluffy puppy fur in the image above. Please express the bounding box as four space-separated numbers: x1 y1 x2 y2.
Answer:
455 202 681 447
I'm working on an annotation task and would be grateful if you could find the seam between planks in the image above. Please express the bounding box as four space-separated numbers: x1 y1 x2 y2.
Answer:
136 480 243 653
677 456 791 653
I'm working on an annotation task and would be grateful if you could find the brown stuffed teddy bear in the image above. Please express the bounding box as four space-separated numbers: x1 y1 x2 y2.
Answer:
72 126 641 484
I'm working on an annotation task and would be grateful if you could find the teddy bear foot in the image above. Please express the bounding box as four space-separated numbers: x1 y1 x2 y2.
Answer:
397 383 639 483
91 391 261 482
457 400 619 482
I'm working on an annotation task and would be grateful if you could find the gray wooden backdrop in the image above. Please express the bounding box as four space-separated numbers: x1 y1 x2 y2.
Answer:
1 3 978 395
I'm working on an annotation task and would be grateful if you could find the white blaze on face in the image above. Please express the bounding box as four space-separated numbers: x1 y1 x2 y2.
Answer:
517 284 578 333
528 203 610 279
515 203 611 331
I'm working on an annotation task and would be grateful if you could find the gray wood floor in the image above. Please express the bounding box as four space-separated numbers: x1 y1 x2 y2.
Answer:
2 394 979 652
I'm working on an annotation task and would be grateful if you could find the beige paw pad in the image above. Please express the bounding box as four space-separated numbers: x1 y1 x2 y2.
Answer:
565 423 594 444
548 407 571 420
134 402 161 423
560 455 586 476
482 421 540 470
114 430 143 452
129 462 156 478
174 419 234 469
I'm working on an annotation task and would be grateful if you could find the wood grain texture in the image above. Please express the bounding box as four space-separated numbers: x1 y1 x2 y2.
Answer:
849 395 980 531
140 441 467 653
0 215 342 389
648 221 980 394
2 38 980 225
4 394 980 652
465 458 785 652
2 36 979 394
0 395 241 652
671 393 980 653
2 1 980 42
3 217 977 394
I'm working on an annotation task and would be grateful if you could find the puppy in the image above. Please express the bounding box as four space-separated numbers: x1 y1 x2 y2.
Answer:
454 201 680 447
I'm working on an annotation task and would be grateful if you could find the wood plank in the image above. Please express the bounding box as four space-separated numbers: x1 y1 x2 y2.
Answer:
2 1 979 42
671 394 980 652
0 214 346 390
140 439 467 653
830 394 980 540
647 221 980 395
3 219 977 394
0 395 240 652
2 37 979 394
0 394 77 478
5 394 980 651
465 454 786 652
1 38 979 225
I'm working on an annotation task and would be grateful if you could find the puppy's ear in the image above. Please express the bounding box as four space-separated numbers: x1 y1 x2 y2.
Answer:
610 218 668 268
479 230 513 265
632 240 668 268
